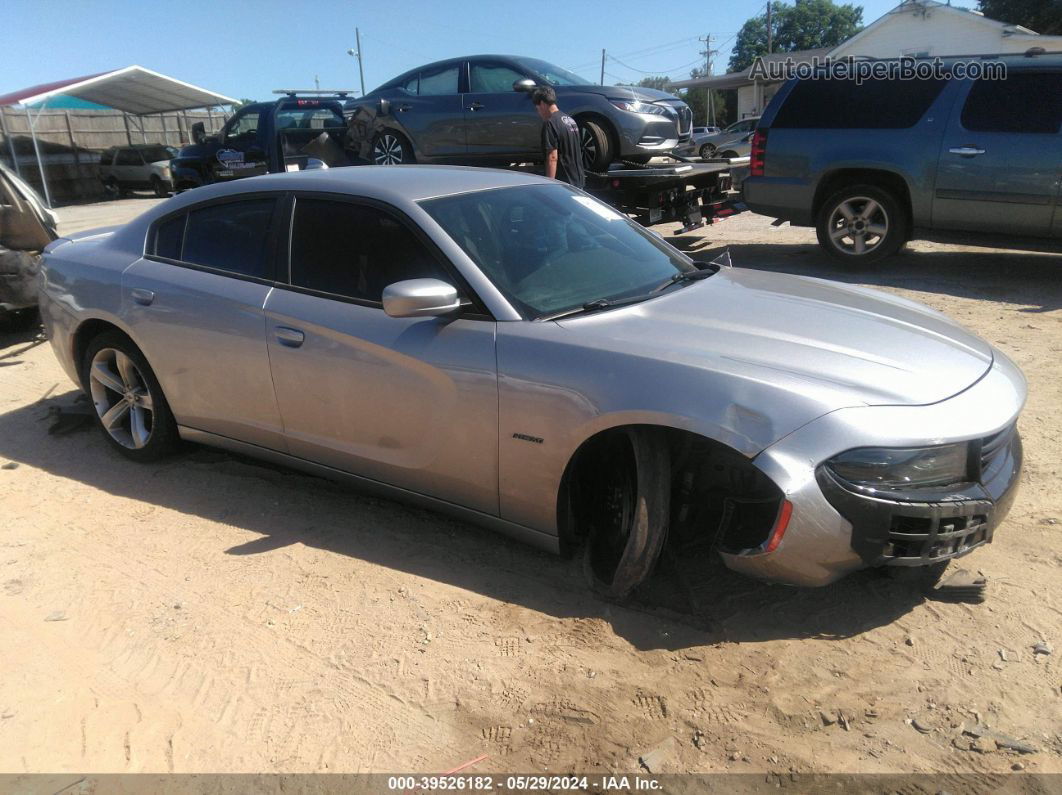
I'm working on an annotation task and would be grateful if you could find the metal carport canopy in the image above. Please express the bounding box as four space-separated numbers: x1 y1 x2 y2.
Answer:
0 66 236 206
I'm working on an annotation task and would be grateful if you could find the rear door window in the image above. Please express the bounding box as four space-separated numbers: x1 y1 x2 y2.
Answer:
418 64 459 96
288 198 448 303
180 198 276 278
960 72 1062 134
772 77 948 129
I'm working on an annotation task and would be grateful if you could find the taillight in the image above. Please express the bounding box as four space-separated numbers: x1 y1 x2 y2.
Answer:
750 129 768 177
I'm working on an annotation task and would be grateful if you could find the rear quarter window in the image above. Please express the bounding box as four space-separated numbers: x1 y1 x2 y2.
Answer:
152 198 276 279
771 77 948 129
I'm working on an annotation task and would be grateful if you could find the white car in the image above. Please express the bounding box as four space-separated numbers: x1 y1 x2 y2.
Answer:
98 145 176 198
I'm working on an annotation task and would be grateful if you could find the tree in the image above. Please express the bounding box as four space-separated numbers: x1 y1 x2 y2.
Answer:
978 0 1062 33
233 98 258 110
729 0 864 72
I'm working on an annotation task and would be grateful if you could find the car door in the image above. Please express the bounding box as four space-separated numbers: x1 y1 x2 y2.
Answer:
464 60 541 159
211 107 270 181
113 148 144 188
121 195 287 451
389 61 466 160
933 70 1062 236
263 195 499 514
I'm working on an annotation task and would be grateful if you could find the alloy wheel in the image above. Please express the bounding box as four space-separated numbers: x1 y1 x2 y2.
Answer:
88 348 155 449
826 196 890 256
580 127 597 169
373 134 405 165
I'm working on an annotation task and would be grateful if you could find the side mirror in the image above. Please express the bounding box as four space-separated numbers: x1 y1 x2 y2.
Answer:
191 121 206 145
378 98 391 116
303 157 329 170
382 278 461 318
513 79 537 93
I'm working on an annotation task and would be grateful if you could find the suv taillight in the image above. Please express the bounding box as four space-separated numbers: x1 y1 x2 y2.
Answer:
750 129 768 177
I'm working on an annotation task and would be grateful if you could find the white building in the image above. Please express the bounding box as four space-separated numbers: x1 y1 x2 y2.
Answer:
674 0 1062 120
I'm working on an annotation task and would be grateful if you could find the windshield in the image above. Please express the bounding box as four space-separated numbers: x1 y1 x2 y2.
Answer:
139 146 174 163
420 184 695 319
511 57 594 87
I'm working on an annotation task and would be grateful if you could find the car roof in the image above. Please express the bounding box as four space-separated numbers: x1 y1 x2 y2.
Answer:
110 165 556 256
145 165 549 214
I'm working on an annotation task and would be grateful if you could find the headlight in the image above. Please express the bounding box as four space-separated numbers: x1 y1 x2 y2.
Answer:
826 443 969 490
609 100 669 116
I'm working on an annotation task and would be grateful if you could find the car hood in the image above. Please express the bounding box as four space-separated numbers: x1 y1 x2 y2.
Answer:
559 84 683 104
558 267 993 408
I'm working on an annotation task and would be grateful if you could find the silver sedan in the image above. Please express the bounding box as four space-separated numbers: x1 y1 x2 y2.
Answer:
39 166 1025 596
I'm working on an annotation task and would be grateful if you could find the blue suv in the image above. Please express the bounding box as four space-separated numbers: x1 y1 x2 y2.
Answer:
743 52 1062 263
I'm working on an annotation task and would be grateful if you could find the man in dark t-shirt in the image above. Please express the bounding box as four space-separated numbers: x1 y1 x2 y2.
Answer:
532 86 586 189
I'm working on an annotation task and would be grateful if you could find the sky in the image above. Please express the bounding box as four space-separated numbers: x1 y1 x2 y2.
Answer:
4 0 922 103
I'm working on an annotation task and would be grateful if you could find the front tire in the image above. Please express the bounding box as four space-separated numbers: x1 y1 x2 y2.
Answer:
816 184 908 264
578 119 614 173
371 131 415 165
151 176 169 198
582 428 671 600
699 143 716 159
82 331 179 462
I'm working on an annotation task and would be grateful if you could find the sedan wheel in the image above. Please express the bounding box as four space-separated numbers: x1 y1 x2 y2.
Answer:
83 332 178 461
372 133 411 165
582 428 671 599
699 143 715 159
89 348 155 450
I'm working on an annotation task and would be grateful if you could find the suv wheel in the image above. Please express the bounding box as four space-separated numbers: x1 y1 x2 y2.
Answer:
82 331 179 461
372 132 414 165
151 176 169 198
816 184 908 264
579 120 614 173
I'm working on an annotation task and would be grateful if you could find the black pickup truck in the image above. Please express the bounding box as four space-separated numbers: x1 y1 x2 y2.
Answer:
171 95 356 190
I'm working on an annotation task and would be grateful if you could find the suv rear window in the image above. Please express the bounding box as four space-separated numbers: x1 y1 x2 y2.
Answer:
771 77 947 129
960 72 1061 134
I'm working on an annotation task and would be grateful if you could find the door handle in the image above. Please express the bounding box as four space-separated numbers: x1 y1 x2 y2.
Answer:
131 288 155 306
274 326 305 348
949 146 985 157
396 104 412 112
468 102 485 111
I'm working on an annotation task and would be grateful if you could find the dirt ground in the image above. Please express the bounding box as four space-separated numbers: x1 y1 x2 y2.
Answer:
0 195 1059 782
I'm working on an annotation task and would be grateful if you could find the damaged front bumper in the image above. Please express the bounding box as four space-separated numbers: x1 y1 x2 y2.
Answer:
0 248 40 313
722 350 1026 587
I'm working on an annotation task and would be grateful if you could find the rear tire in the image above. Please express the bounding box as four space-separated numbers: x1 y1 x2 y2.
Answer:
719 150 739 159
371 131 415 165
582 428 671 600
81 331 179 462
816 184 908 265
578 119 614 173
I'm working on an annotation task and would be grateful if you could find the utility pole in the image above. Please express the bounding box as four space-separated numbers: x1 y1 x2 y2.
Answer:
766 1 773 54
600 49 606 86
314 74 320 91
699 33 718 127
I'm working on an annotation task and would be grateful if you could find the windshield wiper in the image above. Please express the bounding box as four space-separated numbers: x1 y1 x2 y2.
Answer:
651 266 718 293
539 293 656 322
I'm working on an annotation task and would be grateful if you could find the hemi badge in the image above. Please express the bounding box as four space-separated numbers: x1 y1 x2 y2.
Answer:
513 433 544 444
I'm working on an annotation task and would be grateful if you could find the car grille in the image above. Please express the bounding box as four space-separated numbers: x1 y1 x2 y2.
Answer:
884 510 990 564
980 423 1015 477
